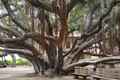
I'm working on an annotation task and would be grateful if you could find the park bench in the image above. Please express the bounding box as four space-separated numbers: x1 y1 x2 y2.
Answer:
72 66 120 80
72 67 91 80
92 67 120 80
91 74 117 80
69 56 120 80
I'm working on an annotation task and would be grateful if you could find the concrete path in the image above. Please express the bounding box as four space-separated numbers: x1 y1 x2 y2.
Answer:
0 66 75 80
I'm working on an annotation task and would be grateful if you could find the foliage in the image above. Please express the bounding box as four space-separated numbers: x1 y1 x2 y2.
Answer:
0 58 30 65
0 0 120 75
68 4 85 32
15 59 30 65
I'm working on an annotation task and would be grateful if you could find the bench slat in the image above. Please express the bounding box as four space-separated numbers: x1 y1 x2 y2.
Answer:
73 67 120 80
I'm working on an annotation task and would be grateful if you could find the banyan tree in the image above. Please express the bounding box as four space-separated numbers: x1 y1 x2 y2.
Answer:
0 0 120 75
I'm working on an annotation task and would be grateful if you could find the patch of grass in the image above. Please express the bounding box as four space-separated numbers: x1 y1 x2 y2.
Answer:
0 59 30 65
16 59 30 65
7 60 12 64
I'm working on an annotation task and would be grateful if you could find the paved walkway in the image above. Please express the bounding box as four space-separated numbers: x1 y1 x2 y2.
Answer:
0 66 75 80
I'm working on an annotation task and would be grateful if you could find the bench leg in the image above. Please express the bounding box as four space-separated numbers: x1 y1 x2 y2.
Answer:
94 78 101 80
74 75 79 79
82 76 87 80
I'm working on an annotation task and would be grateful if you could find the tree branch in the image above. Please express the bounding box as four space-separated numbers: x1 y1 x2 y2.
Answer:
67 0 86 14
27 0 54 13
0 47 33 56
84 3 100 33
64 56 120 71
0 13 8 19
65 23 111 64
84 0 120 36
0 28 46 56
0 24 22 37
0 8 17 19
1 0 29 32
0 32 56 45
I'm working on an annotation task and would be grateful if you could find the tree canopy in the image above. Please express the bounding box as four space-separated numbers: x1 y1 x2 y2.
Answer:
0 0 120 75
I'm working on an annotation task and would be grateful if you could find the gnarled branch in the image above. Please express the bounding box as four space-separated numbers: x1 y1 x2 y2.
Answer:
64 56 120 71
1 0 29 32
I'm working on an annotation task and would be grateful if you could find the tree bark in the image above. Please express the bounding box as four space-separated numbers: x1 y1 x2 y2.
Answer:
55 48 64 75
31 60 40 74
46 41 57 71
64 56 120 71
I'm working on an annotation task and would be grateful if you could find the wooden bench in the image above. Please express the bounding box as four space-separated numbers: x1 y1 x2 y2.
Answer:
72 73 118 80
72 67 91 80
72 66 120 80
92 67 120 80
72 73 89 80
91 74 117 80
0 64 7 68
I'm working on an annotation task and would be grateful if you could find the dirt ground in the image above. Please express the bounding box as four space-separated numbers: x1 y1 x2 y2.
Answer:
0 66 76 80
